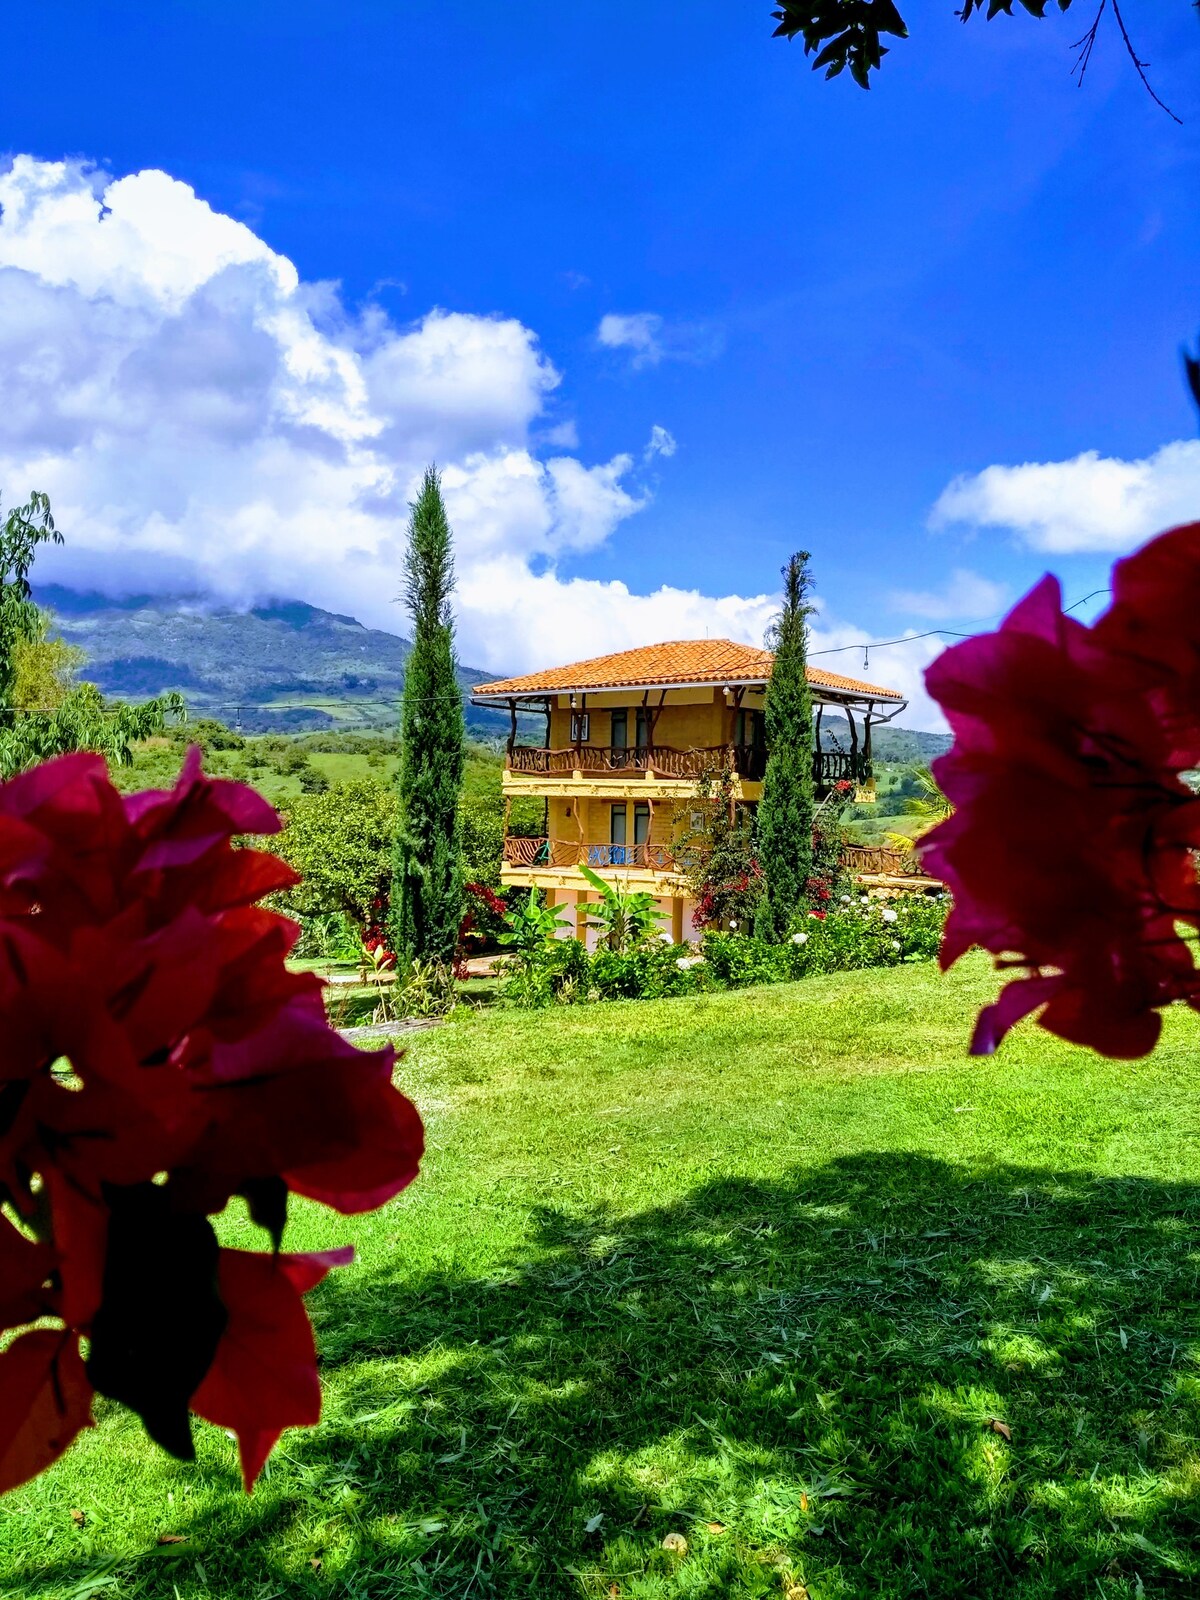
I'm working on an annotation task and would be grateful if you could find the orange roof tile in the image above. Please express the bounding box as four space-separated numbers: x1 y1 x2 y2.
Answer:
472 639 903 702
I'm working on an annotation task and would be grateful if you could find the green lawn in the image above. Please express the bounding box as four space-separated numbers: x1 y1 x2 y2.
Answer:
6 956 1200 1599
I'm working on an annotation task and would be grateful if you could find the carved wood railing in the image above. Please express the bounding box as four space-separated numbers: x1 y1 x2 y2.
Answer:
840 843 936 879
501 836 682 872
504 742 861 787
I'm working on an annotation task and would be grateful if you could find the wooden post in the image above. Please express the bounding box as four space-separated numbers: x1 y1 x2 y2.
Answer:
847 707 859 782
506 700 517 762
543 697 551 749
814 702 824 787
671 896 684 945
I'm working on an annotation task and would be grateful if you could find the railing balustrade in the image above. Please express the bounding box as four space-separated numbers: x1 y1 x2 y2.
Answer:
505 742 869 787
840 843 935 879
502 835 939 884
501 836 680 872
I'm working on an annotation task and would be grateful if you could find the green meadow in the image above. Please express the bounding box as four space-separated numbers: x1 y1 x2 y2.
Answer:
5 955 1199 1599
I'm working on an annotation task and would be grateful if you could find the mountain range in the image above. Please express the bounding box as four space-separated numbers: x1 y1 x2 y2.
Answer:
37 586 951 759
37 585 506 736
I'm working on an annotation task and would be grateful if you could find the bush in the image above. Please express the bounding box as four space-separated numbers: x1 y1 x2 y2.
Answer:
503 935 591 1008
295 910 363 960
705 893 948 986
502 894 947 1008
590 942 711 1001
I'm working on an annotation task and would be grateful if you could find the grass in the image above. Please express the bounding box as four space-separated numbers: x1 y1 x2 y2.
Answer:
5 955 1200 1598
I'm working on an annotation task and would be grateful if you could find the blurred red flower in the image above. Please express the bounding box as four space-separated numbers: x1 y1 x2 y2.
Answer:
0 750 423 1493
921 523 1200 1059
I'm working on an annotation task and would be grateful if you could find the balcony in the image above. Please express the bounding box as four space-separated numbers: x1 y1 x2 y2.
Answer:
502 836 683 872
505 743 870 788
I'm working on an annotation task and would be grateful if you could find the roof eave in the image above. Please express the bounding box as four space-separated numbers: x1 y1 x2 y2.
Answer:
471 676 903 706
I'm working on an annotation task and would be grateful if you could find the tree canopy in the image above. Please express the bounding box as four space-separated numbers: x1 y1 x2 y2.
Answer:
771 1 1178 112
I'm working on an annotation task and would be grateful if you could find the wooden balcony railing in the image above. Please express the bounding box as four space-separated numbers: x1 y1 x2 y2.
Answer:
501 837 682 872
840 843 936 880
505 743 866 787
504 835 940 884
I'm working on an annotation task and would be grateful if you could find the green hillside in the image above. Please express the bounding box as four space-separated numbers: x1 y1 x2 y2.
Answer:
36 586 510 737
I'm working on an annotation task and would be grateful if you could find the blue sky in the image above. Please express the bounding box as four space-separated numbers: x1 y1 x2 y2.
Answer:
2 1 1199 724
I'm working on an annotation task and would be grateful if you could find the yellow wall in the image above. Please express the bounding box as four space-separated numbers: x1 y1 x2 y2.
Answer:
547 686 763 752
546 792 693 849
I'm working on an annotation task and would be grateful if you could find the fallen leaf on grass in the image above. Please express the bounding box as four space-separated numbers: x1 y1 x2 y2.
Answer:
70 1508 86 1527
661 1532 688 1556
156 1534 188 1546
584 1513 605 1535
309 1558 322 1573
705 1521 726 1535
609 1586 620 1599
785 1586 811 1600
988 1419 1012 1441
800 1492 809 1513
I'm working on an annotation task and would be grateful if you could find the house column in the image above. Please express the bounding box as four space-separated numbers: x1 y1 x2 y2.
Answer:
671 896 684 945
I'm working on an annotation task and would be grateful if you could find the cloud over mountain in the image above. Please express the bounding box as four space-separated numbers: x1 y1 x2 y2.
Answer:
0 157 771 675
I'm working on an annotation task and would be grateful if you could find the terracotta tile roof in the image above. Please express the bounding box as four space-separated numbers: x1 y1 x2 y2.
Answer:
472 639 903 702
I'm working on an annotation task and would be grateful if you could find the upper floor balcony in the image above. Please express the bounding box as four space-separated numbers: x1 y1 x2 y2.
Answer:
503 741 871 790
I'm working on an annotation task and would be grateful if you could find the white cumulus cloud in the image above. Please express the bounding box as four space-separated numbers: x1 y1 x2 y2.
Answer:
931 440 1200 554
0 155 773 674
0 154 942 727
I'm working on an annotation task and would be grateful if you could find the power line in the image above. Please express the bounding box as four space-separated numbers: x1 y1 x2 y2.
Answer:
808 587 1112 659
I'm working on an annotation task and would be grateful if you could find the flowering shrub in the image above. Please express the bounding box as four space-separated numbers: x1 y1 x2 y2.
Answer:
458 880 508 959
590 942 710 1001
704 894 945 986
921 521 1200 1059
0 750 423 1494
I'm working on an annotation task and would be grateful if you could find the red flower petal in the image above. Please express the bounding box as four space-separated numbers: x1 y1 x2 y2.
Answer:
0 1330 93 1494
0 1214 58 1331
190 1247 352 1489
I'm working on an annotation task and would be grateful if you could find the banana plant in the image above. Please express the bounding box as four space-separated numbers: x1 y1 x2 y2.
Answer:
579 865 665 953
498 886 573 964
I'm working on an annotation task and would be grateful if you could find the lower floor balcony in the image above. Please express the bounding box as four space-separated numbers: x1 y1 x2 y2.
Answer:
502 836 942 890
502 836 682 872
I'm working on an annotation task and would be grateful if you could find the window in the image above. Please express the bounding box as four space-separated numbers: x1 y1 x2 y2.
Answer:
735 708 765 748
570 711 590 742
610 709 628 751
633 802 650 846
610 804 627 847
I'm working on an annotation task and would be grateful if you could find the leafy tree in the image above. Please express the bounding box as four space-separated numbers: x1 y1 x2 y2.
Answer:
276 781 399 928
12 611 84 712
579 865 666 953
770 0 1179 113
0 491 62 711
0 493 183 778
391 468 466 966
755 551 816 941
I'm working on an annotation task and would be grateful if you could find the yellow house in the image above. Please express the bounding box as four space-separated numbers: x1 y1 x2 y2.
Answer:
472 639 906 946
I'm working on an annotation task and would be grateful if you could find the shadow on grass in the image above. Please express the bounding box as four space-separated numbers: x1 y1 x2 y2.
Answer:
17 1154 1200 1599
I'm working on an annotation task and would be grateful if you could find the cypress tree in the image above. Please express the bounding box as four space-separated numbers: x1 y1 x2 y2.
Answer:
391 468 465 966
755 551 815 941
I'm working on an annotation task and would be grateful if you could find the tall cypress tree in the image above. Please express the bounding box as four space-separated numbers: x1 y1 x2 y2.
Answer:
755 551 815 941
391 468 465 966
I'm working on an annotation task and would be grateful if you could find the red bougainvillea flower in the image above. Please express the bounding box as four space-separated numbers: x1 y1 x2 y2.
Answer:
921 523 1200 1059
0 749 423 1493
